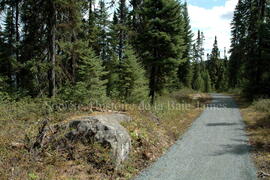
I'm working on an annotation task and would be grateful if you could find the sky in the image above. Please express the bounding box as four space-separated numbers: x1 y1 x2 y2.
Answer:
187 0 238 58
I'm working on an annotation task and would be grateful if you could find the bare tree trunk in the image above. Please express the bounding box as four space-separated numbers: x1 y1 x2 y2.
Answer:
71 30 77 84
88 0 93 26
149 66 157 104
118 0 126 61
15 0 20 88
48 0 56 97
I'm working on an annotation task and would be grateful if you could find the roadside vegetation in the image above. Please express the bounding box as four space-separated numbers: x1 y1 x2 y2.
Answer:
235 96 270 179
0 89 210 179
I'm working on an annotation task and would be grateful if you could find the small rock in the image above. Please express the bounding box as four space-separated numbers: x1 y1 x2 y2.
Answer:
11 142 25 149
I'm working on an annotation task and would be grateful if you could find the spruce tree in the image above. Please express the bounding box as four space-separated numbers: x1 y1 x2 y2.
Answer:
20 0 57 96
178 2 193 89
47 0 56 97
244 0 270 97
116 0 129 61
137 0 185 103
108 12 119 57
118 46 148 103
106 53 120 98
129 0 144 51
192 62 204 91
209 36 220 90
61 42 107 103
203 71 212 92
228 0 249 88
0 7 17 90
95 0 110 61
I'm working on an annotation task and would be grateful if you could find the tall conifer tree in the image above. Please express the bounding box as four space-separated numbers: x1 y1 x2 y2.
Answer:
137 0 185 103
178 2 193 88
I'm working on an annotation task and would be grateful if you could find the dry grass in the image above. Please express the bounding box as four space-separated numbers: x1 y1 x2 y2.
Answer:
234 96 270 179
0 91 210 180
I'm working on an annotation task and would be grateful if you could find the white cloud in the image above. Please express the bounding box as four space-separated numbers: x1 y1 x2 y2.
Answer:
188 0 238 58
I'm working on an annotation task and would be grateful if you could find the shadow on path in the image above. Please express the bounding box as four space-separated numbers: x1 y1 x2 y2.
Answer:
206 122 239 126
211 144 252 156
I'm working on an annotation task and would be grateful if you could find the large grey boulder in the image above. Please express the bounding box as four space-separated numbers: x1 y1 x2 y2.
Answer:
34 113 132 168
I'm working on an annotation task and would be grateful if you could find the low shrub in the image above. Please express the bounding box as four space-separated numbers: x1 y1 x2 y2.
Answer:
227 88 243 95
252 99 270 113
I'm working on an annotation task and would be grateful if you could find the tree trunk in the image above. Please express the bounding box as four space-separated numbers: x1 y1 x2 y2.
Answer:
149 65 156 104
48 0 56 97
88 0 92 26
71 30 77 84
15 0 20 88
118 0 126 61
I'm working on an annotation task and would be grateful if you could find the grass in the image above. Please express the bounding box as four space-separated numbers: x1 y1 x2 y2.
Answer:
234 96 270 179
0 90 210 180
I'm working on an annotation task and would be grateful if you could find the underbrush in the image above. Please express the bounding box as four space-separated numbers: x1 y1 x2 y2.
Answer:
235 97 270 179
252 99 270 113
227 88 243 95
0 91 210 180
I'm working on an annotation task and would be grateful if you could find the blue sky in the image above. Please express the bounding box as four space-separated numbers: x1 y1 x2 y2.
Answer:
187 0 226 9
187 0 238 57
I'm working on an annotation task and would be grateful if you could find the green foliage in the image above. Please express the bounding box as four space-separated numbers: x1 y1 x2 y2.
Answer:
106 53 120 98
28 173 39 180
193 72 204 92
178 2 193 89
192 62 204 91
61 42 107 104
228 0 248 88
217 60 229 91
95 0 110 61
203 71 212 93
208 36 220 90
229 0 270 98
252 99 270 113
137 0 185 102
0 76 10 100
113 0 129 61
118 46 148 103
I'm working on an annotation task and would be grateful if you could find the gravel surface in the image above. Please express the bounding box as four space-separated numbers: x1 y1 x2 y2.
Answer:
135 94 257 180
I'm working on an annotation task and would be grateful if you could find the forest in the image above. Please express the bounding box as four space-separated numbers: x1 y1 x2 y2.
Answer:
0 0 270 179
1 0 268 104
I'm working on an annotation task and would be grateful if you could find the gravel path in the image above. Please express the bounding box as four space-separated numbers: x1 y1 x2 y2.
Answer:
135 94 257 180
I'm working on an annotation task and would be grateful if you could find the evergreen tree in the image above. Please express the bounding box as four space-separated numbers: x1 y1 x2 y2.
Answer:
245 0 270 97
137 0 185 103
129 0 144 51
61 42 107 103
191 31 206 92
178 2 193 88
106 53 120 98
0 7 17 90
192 65 204 91
115 0 129 61
203 71 212 92
209 36 220 90
118 46 148 103
19 0 57 96
197 31 205 62
192 50 204 92
95 0 110 61
228 0 270 97
108 11 119 57
228 0 249 88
